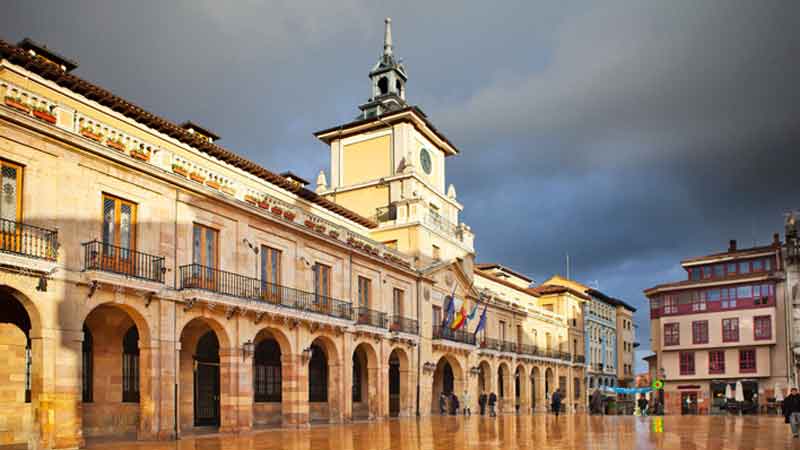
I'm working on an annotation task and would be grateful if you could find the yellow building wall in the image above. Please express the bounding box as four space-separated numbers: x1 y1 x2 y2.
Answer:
342 135 392 185
325 184 389 220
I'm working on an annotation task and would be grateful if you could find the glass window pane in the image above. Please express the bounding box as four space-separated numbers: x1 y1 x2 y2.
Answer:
739 262 750 274
713 265 724 278
193 225 201 264
737 286 751 298
1 165 19 221
120 203 132 251
103 198 115 245
764 258 771 271
205 228 215 268
752 260 763 271
727 263 737 274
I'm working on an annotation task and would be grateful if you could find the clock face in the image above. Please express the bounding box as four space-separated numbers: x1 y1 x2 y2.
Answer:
419 148 432 174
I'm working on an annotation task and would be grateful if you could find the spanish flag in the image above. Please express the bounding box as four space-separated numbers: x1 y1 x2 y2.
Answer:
450 300 467 330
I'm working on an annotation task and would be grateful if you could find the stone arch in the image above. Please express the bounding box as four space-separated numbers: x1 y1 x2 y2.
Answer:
515 364 528 413
545 367 555 401
81 302 154 439
0 286 38 447
477 359 493 395
378 76 389 95
431 354 464 415
388 346 411 417
352 341 379 420
497 361 512 414
530 366 541 412
252 327 293 428
307 334 342 423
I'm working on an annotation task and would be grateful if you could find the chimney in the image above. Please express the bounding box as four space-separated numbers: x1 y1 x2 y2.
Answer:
773 233 781 246
728 240 737 252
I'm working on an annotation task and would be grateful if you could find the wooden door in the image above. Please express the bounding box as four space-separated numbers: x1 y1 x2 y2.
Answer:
194 362 220 426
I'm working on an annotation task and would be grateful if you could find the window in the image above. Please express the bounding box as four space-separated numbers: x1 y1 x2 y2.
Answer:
752 260 763 271
254 340 281 402
736 286 751 299
713 264 724 278
702 266 712 279
574 377 581 399
0 159 22 222
721 287 737 309
664 323 680 346
261 246 281 301
739 261 750 274
739 349 756 373
692 321 708 344
82 325 93 403
122 326 139 403
727 263 737 275
663 296 678 314
689 267 701 280
722 318 739 343
102 194 137 253
709 351 725 374
313 263 331 305
192 223 218 268
392 288 404 317
432 244 441 260
432 305 442 328
706 289 720 301
764 258 772 271
499 320 506 342
691 293 706 312
357 276 371 308
679 352 695 375
754 316 771 340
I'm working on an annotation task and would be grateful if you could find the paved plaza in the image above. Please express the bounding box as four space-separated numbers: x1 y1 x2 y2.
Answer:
85 415 796 450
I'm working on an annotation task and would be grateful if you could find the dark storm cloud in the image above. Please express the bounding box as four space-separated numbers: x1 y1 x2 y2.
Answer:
3 0 799 370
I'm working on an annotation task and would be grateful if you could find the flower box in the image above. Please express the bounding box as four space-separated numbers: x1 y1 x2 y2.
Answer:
304 220 316 229
107 140 126 152
172 165 188 177
315 224 326 233
283 210 296 221
81 128 103 142
390 322 401 332
189 172 205 183
244 195 259 205
131 150 150 162
221 186 236 196
33 109 56 124
329 230 340 239
206 180 220 190
270 206 283 216
258 200 270 209
4 97 30 113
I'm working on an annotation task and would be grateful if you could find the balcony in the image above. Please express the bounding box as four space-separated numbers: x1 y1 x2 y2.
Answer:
480 338 517 353
82 240 165 283
518 344 540 357
178 263 353 321
389 315 419 334
424 210 463 241
355 307 387 329
0 218 58 261
575 354 586 364
433 325 476 346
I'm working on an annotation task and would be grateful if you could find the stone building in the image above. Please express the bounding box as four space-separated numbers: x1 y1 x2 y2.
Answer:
0 20 582 450
644 238 791 415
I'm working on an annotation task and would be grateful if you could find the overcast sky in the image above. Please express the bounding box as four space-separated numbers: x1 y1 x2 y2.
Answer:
4 1 799 371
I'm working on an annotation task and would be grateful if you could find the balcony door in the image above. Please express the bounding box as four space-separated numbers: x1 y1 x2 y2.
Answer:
260 246 281 303
313 263 331 313
192 224 218 289
0 160 23 253
101 194 137 275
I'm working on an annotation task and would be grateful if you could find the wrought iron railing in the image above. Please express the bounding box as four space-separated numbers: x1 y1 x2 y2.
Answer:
355 307 387 328
433 325 476 345
575 354 586 363
375 205 397 222
82 240 165 283
424 210 463 241
0 218 58 261
518 344 540 356
479 338 517 353
178 263 353 320
389 315 419 334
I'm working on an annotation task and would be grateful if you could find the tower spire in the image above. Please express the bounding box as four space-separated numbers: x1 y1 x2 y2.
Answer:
384 17 393 57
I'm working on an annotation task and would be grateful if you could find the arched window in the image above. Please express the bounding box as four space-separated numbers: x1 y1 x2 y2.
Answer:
254 339 281 402
352 352 362 402
308 344 327 402
82 325 93 403
395 80 403 97
498 366 505 397
122 326 139 402
378 77 389 95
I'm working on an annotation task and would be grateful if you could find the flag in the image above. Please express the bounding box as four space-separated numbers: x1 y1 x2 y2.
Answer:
451 300 467 330
473 305 488 336
466 303 479 321
441 283 457 328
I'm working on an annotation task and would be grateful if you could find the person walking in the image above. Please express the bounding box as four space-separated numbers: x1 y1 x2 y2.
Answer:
637 394 649 417
783 387 800 438
439 392 448 416
479 391 488 416
590 389 603 415
451 393 460 415
551 389 562 417
488 391 498 417
463 390 472 416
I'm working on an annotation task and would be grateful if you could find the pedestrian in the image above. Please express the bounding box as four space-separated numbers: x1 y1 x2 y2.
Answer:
551 389 562 417
463 389 472 416
451 393 460 415
590 389 603 415
637 394 649 417
488 391 498 417
783 387 800 438
439 392 448 416
479 390 488 416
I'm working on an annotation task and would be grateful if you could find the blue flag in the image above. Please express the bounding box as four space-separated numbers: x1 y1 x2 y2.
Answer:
442 294 455 327
473 305 488 336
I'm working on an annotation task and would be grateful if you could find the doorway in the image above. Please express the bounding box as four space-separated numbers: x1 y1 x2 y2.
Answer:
194 331 220 427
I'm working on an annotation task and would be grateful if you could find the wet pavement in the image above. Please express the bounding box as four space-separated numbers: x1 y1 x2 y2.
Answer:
86 414 798 450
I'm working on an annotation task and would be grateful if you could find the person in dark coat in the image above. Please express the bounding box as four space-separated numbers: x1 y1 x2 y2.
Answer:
551 389 562 417
451 393 460 415
590 389 603 415
783 387 800 438
479 391 488 416
488 391 498 417
439 392 448 416
637 394 649 416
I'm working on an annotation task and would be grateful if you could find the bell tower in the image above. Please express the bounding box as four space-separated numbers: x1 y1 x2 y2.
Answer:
359 18 408 119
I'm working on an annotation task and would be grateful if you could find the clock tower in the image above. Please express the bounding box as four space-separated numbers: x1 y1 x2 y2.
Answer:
313 18 474 266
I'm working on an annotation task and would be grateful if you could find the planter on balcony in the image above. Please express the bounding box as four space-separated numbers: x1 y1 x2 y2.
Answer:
270 206 283 216
390 322 401 332
329 230 340 239
106 140 126 152
244 195 259 205
33 109 56 124
80 128 103 142
4 97 30 113
221 186 236 196
131 150 150 162
205 180 220 190
283 210 296 221
315 224 326 233
304 220 316 229
189 172 205 183
258 200 270 209
172 165 188 177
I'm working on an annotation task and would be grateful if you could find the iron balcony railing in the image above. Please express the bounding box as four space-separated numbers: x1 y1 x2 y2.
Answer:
389 315 419 334
0 218 58 261
82 240 165 283
518 344 540 356
178 263 353 321
480 338 518 353
575 354 586 363
433 325 476 346
355 307 387 328
423 210 463 241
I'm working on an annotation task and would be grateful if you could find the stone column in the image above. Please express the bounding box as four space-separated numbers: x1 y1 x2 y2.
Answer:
328 361 343 423
137 342 158 440
536 369 547 412
237 347 254 433
156 339 177 440
282 353 308 427
218 347 237 433
51 329 83 449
